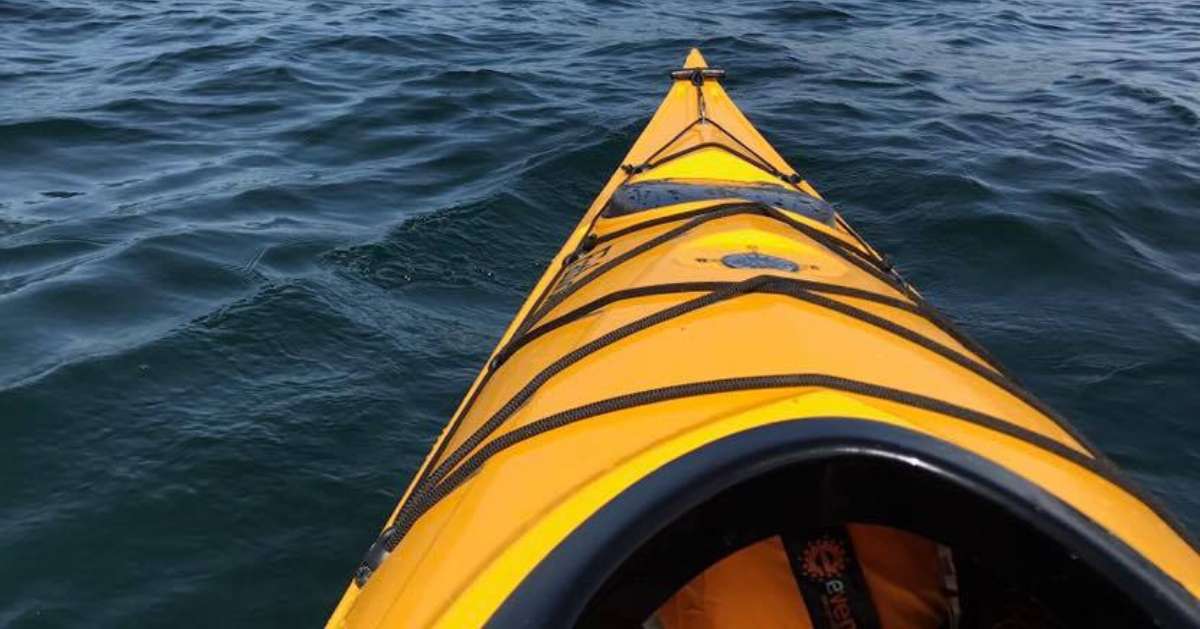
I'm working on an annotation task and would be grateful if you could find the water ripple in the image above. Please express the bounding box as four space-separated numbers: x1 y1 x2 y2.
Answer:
2 0 1199 626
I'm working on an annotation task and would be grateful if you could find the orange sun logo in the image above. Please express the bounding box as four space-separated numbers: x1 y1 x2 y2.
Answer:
801 537 847 581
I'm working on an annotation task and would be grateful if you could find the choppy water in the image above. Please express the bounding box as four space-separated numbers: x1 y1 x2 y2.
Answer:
2 0 1199 625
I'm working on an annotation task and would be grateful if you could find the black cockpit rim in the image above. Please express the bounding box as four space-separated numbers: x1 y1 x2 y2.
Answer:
487 418 1200 629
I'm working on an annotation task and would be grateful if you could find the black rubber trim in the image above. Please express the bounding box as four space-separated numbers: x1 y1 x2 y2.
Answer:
486 419 1200 628
441 273 935 507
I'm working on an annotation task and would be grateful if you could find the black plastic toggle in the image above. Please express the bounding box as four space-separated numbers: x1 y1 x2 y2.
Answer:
354 528 397 586
669 68 726 84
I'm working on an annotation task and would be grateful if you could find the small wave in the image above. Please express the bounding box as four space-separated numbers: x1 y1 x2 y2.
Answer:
309 33 414 57
91 96 286 122
185 64 344 97
4 0 1200 621
1114 227 1200 286
323 195 545 293
917 211 1093 279
899 69 938 84
163 14 239 30
0 238 109 297
743 2 854 23
993 9 1071 33
1 2 94 21
108 39 277 83
1060 75 1199 128
0 117 171 147
941 34 994 48
406 67 535 94
916 119 976 143
0 216 51 238
828 76 910 90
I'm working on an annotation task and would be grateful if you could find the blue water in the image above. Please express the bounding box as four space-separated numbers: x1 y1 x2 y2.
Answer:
2 0 1199 625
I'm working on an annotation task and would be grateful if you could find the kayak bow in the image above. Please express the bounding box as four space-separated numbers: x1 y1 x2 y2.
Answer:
326 50 1200 628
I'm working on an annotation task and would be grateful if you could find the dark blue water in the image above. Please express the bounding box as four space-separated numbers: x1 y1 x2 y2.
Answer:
2 0 1198 625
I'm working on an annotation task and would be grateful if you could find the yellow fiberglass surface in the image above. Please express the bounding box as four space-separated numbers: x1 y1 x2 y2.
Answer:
325 49 1200 628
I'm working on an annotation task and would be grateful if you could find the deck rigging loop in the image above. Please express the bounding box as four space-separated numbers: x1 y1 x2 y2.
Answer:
623 68 815 193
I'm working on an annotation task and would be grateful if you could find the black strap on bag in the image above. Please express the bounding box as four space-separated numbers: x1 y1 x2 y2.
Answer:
782 526 882 629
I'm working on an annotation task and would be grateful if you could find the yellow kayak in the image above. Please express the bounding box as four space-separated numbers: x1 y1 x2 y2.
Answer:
326 50 1200 628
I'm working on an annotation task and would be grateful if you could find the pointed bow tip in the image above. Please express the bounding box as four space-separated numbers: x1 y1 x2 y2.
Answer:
683 48 708 69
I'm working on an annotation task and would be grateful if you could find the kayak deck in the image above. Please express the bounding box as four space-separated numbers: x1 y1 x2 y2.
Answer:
326 50 1200 628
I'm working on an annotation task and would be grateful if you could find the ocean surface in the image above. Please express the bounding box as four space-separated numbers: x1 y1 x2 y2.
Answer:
2 0 1199 625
